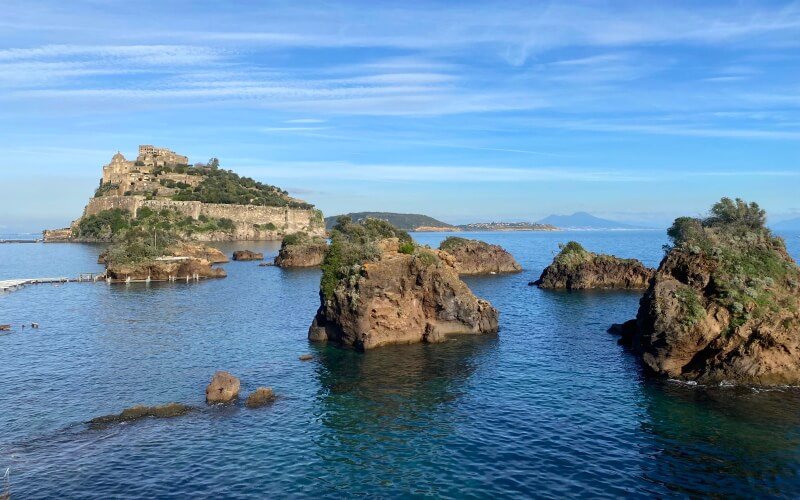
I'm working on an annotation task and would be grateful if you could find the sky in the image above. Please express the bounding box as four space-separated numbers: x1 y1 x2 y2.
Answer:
1 0 799 233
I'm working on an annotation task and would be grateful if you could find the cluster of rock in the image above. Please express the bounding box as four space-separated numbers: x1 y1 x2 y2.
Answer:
232 250 264 261
438 237 522 274
532 241 653 290
274 232 329 267
88 370 281 429
104 242 228 281
309 229 499 350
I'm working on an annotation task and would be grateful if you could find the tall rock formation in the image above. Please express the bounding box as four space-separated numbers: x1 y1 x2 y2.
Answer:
622 198 800 385
308 218 498 351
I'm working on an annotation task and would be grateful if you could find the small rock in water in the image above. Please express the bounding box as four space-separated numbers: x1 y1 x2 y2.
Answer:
206 371 241 403
89 402 193 429
258 262 275 267
245 387 276 408
298 354 314 361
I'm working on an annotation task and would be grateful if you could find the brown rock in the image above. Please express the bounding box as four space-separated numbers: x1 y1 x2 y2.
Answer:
232 250 264 261
172 242 229 263
245 387 276 408
205 371 241 403
105 257 226 281
89 402 193 429
298 354 314 361
438 237 522 275
623 200 800 385
274 233 328 267
309 240 498 351
533 241 653 290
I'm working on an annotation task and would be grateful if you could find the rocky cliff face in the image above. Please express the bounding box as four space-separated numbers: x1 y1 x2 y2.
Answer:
622 198 800 385
308 219 498 350
274 234 328 267
438 237 522 275
533 241 653 290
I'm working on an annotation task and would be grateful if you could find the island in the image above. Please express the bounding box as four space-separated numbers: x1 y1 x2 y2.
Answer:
43 145 325 242
457 222 558 232
532 241 654 290
619 198 800 385
308 217 498 350
325 212 458 232
438 237 522 275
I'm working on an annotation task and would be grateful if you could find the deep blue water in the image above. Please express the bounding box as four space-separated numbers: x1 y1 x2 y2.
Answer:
1 230 800 498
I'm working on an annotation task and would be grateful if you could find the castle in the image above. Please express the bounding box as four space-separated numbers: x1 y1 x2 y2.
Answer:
100 145 194 197
43 145 326 242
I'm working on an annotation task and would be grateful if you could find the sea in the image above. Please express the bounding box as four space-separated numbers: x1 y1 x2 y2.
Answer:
1 229 800 499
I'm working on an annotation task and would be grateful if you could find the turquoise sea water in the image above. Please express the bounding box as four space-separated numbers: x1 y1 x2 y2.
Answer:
1 230 800 498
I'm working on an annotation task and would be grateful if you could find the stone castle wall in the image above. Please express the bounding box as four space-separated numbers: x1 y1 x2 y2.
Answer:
77 196 324 240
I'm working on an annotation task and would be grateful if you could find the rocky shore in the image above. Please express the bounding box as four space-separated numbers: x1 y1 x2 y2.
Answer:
308 218 498 350
438 237 521 274
533 241 653 290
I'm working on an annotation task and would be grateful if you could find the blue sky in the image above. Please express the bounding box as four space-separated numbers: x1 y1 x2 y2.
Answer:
1 0 799 232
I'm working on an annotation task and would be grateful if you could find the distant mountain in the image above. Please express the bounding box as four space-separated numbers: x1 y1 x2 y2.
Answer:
772 217 800 231
325 212 455 232
537 212 645 230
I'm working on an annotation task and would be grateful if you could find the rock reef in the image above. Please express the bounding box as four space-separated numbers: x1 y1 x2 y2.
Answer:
438 237 522 275
308 217 498 351
621 198 800 385
532 241 653 290
245 387 276 408
274 232 328 268
232 250 264 261
89 403 193 429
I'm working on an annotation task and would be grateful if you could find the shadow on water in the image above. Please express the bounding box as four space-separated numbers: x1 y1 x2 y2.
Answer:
636 381 800 497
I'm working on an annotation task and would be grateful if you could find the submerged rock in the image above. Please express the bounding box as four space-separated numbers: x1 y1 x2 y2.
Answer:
232 250 264 261
438 237 522 275
245 387 276 408
309 217 498 351
205 371 241 403
89 403 193 428
298 354 314 361
274 232 328 267
533 241 653 290
623 198 800 385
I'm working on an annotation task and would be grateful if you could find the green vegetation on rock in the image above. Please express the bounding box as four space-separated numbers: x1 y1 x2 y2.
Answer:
439 236 469 252
75 208 238 243
320 216 413 301
553 241 593 267
665 197 800 333
170 164 312 208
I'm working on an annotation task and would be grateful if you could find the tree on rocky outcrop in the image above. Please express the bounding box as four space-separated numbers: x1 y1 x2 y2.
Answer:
624 197 800 384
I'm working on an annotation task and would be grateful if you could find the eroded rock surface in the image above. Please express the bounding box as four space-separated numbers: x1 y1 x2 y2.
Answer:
308 218 498 351
232 250 264 261
438 237 522 275
622 198 800 385
245 387 276 408
89 403 193 428
205 371 241 403
533 241 653 290
274 233 328 267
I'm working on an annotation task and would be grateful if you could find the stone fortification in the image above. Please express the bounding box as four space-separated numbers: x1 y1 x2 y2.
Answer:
74 195 324 241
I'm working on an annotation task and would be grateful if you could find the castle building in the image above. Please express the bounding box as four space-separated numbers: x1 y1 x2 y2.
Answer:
99 145 192 196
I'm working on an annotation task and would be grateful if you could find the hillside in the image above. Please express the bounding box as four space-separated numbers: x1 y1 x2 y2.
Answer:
538 212 644 229
325 212 455 231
